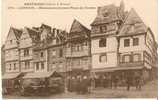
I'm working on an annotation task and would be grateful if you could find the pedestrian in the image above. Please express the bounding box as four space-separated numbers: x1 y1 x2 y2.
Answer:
81 76 88 94
113 75 119 89
76 76 82 94
137 76 143 91
87 77 92 93
135 75 139 90
126 74 132 91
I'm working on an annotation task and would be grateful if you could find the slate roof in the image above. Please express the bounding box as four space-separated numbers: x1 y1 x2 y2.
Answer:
91 4 122 26
10 27 22 40
24 27 40 42
70 19 90 33
40 23 51 30
118 8 148 36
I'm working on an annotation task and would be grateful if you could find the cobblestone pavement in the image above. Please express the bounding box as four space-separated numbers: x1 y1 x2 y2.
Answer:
3 80 158 99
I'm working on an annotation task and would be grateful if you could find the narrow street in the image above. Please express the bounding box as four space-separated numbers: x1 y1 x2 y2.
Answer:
3 79 158 99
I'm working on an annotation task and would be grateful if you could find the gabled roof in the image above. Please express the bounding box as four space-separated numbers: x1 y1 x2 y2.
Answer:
70 19 90 33
118 8 148 36
40 23 51 30
8 27 22 40
91 4 121 26
24 27 40 42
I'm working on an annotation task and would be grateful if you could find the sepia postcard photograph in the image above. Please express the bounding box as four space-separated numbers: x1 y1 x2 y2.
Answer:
1 0 158 99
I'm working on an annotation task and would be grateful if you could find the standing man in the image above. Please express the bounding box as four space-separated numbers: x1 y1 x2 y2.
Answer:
126 72 132 91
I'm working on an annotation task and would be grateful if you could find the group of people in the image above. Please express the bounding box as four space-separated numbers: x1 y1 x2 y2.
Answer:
93 73 144 91
67 73 144 94
67 75 92 94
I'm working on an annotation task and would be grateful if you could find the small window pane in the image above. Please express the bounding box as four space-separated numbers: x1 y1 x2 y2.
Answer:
99 54 107 62
41 63 44 69
36 62 39 70
41 52 44 57
123 55 130 62
124 39 130 47
133 54 141 62
99 38 106 47
133 38 139 46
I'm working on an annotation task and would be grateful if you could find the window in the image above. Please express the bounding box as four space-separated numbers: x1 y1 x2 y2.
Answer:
41 62 44 70
24 49 29 56
76 45 80 51
124 39 130 47
83 58 88 65
133 54 141 62
76 60 81 66
83 41 88 46
99 38 107 47
99 54 107 63
103 11 109 17
51 63 56 70
25 61 30 69
9 64 11 70
14 63 16 70
59 49 63 57
52 50 56 56
41 52 44 57
102 25 107 32
100 26 103 33
36 62 39 70
133 38 139 46
27 62 30 69
123 55 131 62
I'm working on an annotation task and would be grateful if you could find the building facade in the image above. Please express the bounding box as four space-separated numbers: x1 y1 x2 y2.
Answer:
90 3 125 79
47 29 67 74
19 27 39 73
1 45 5 75
2 1 158 89
4 27 22 73
118 8 158 80
33 24 51 72
65 19 91 78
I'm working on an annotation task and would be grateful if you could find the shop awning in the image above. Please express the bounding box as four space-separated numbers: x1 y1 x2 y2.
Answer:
92 66 144 73
2 73 22 80
23 71 58 79
115 66 144 71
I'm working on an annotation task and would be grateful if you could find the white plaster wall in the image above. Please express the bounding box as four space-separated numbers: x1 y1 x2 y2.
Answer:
92 52 117 69
91 36 118 54
5 48 19 61
19 32 32 48
34 62 47 72
20 48 33 60
5 61 20 73
119 35 146 53
21 61 34 72
5 29 18 50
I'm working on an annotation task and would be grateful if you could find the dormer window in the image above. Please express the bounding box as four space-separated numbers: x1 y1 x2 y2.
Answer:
103 11 109 17
100 26 103 33
99 25 107 33
10 40 12 44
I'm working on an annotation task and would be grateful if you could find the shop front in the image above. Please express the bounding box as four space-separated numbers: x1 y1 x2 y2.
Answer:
66 68 91 92
21 71 64 96
92 66 149 88
2 72 24 95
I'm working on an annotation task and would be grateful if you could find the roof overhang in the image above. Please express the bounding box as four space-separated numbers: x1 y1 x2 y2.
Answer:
23 71 61 79
2 73 23 80
92 66 145 73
